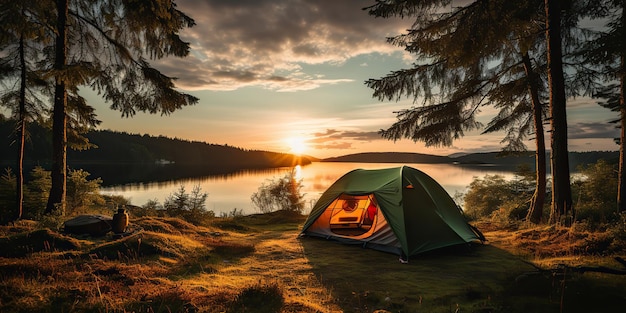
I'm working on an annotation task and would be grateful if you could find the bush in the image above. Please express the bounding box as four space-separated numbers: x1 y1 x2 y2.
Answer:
463 159 622 228
0 168 17 224
220 208 244 218
66 168 105 215
251 169 305 214
163 185 215 224
463 165 537 221
0 166 117 224
38 207 65 230
608 212 626 252
464 175 520 219
573 159 618 225
134 198 162 217
23 166 51 220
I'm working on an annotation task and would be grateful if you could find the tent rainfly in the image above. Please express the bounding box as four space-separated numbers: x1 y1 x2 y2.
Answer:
300 166 483 259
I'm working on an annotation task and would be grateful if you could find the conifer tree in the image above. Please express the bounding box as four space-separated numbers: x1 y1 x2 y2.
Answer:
611 0 626 212
544 0 573 223
365 0 551 222
0 0 52 223
577 0 626 212
44 0 198 214
366 0 614 223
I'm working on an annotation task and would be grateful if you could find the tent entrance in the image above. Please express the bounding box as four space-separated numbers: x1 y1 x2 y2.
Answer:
328 194 378 237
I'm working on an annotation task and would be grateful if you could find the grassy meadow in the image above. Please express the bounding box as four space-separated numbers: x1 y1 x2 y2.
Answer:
1 211 625 313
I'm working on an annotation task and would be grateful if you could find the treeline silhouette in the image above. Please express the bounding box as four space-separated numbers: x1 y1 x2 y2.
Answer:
0 118 314 185
452 151 620 170
323 151 619 170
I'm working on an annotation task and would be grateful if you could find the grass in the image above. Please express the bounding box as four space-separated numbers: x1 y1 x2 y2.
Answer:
0 212 625 312
301 238 524 312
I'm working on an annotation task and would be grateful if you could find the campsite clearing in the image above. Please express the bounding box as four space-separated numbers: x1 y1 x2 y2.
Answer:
1 213 625 312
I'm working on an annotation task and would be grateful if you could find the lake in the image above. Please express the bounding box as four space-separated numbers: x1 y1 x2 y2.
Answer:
99 162 518 216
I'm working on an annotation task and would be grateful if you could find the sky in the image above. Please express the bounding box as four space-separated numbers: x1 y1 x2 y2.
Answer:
82 0 619 159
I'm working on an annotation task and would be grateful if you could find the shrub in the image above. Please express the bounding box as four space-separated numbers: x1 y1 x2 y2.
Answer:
37 208 65 231
608 212 626 252
23 166 51 220
1 166 122 224
573 159 618 225
66 168 105 215
251 169 305 214
0 168 17 224
134 198 162 217
463 159 622 228
220 208 244 218
463 175 517 219
463 165 539 221
163 185 215 224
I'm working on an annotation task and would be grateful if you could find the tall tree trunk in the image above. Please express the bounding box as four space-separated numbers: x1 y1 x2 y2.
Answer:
619 91 625 213
45 0 68 214
618 0 626 213
15 34 26 221
545 0 573 224
522 53 546 224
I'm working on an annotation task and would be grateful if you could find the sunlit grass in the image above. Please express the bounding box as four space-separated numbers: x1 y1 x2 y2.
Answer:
1 213 625 312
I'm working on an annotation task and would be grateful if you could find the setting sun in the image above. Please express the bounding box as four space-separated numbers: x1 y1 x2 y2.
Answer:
286 136 309 155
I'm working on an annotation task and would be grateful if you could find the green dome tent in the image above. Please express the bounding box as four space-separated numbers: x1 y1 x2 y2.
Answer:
300 166 483 259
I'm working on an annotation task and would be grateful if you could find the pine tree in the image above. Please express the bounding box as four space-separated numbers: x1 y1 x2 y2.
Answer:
544 0 573 223
365 0 616 223
44 0 198 214
365 0 551 222
577 0 626 213
0 0 53 223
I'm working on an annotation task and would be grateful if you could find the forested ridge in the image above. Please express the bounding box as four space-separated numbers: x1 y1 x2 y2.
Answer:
323 151 619 170
2 118 616 170
0 118 314 168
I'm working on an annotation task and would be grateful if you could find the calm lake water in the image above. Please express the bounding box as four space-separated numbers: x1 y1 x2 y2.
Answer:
99 162 517 216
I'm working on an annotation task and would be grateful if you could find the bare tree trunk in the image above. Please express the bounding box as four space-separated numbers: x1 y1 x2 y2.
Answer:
545 0 573 224
618 0 626 213
522 53 546 224
15 34 26 221
45 0 68 214
619 100 625 213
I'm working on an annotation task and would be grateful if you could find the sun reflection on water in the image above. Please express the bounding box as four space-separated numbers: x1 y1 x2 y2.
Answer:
100 162 516 216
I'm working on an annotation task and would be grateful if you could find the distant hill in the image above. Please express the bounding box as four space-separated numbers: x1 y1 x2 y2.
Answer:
1 118 618 176
451 151 537 166
451 151 620 170
0 119 314 169
323 152 450 164
322 151 619 170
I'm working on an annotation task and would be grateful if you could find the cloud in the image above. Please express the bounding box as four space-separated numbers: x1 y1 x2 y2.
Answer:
568 121 619 139
340 130 383 141
308 128 384 150
156 0 409 91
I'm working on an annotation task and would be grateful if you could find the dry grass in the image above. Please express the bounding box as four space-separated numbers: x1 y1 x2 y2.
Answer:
0 213 335 313
474 220 626 267
0 214 624 313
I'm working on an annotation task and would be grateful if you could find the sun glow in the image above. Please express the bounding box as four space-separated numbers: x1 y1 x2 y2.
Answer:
286 136 309 155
